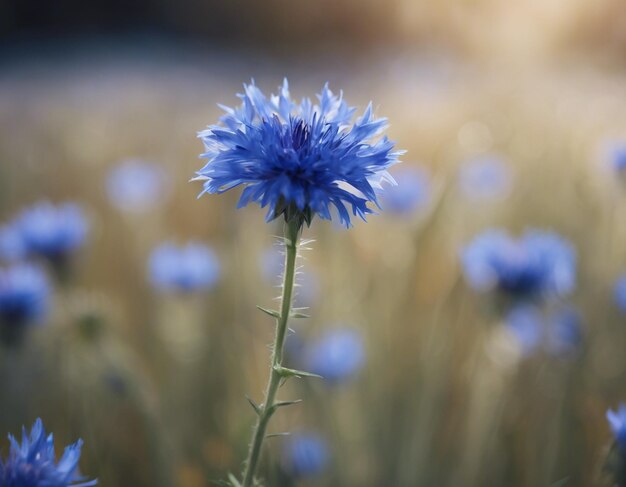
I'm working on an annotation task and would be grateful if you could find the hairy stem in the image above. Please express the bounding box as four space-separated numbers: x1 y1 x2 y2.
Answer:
241 218 301 487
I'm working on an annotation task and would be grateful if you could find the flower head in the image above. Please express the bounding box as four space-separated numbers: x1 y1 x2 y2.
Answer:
304 327 365 383
461 229 576 300
458 155 513 200
614 275 626 313
0 418 97 487
13 202 88 261
106 159 169 213
0 263 50 326
608 404 626 449
195 79 401 228
380 165 430 216
281 433 329 478
148 242 220 293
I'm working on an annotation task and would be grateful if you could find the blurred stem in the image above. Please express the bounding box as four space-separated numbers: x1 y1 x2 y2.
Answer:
241 218 301 487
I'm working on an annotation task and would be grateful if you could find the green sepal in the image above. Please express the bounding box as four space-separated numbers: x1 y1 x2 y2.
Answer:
302 207 313 227
256 305 280 319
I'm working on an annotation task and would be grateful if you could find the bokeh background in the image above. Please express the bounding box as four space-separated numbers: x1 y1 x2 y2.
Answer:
2 1 626 486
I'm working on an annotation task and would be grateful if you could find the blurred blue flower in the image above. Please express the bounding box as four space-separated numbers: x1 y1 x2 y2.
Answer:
504 305 543 356
282 433 329 478
106 159 168 213
305 327 365 383
458 155 513 200
380 165 430 216
610 144 626 174
607 404 626 449
194 79 402 227
0 263 50 326
148 242 220 293
546 306 583 357
0 418 97 486
461 229 576 300
13 202 88 260
614 275 626 312
0 225 26 262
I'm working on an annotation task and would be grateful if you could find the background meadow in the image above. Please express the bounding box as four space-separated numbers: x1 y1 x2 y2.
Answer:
1 1 626 486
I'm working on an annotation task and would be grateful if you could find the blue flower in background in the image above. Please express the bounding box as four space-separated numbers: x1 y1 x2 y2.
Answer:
610 144 626 174
458 155 513 200
504 305 543 356
614 275 626 313
106 159 168 213
0 418 97 486
0 263 50 326
282 433 329 478
149 242 220 293
607 404 626 449
305 327 365 383
380 165 430 216
0 225 26 262
194 79 402 227
546 306 583 357
461 229 576 300
504 305 583 358
13 202 88 260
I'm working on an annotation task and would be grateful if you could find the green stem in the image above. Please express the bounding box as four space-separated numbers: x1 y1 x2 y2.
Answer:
241 218 301 487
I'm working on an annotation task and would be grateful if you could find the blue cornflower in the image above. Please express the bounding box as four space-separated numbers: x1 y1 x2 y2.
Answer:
305 327 365 383
608 404 626 449
504 305 543 356
610 144 626 175
148 242 220 293
0 418 96 486
614 275 626 313
0 263 50 326
194 79 402 228
380 165 430 216
546 306 583 357
106 159 169 213
282 433 329 478
0 225 26 262
458 155 513 200
504 305 583 358
13 202 88 261
461 229 576 300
